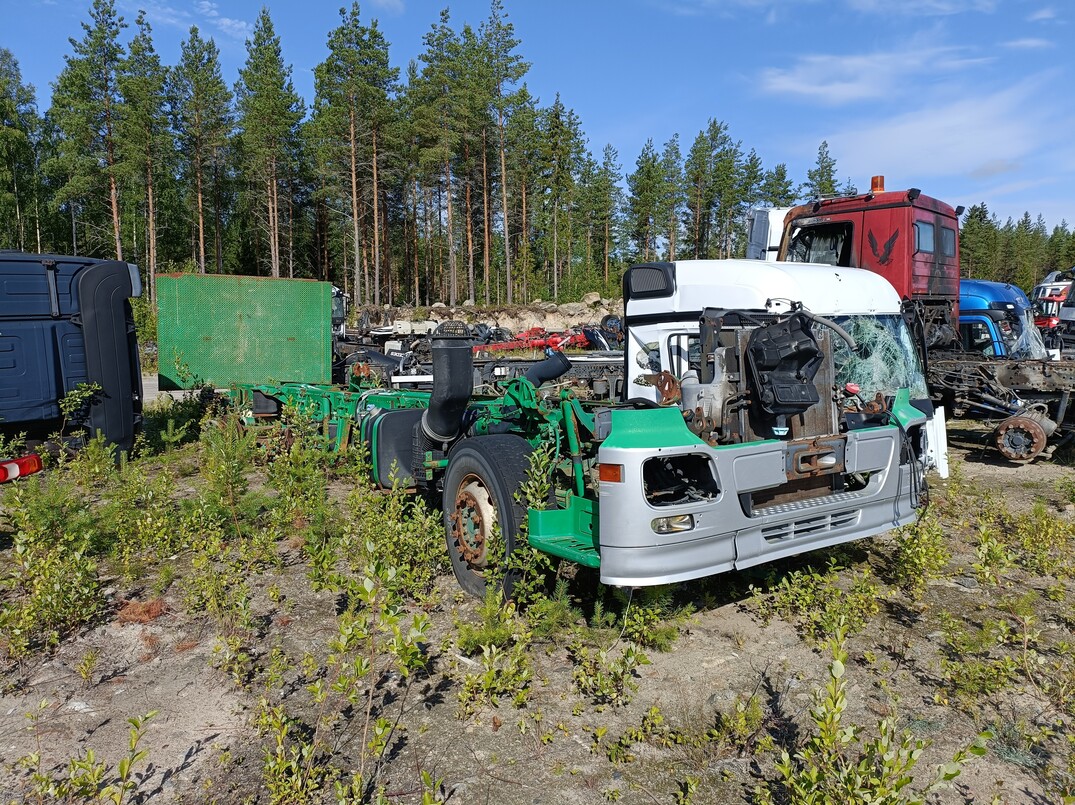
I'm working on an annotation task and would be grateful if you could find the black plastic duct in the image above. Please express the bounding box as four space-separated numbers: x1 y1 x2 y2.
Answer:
523 351 571 387
421 335 474 442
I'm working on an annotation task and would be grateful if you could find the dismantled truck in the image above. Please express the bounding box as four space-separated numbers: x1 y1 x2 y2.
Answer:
777 177 1075 461
0 251 143 453
233 259 931 595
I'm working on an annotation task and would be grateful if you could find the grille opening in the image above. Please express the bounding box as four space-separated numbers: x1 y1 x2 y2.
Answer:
643 454 720 507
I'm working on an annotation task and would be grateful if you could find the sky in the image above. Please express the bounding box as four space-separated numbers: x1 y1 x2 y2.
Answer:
4 0 1074 230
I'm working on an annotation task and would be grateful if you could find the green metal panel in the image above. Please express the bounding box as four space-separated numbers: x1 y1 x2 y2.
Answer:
157 275 333 390
527 493 601 568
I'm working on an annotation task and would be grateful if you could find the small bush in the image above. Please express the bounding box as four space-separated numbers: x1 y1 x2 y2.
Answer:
752 562 881 642
890 514 950 599
758 623 990 804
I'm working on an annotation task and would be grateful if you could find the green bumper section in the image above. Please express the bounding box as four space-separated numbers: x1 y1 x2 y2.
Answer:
527 494 601 568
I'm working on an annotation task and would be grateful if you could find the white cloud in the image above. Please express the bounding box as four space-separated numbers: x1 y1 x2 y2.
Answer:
846 0 997 13
760 38 987 105
369 0 405 12
823 77 1058 186
655 0 998 16
194 0 252 40
1002 37 1054 49
131 0 193 31
1028 7 1057 22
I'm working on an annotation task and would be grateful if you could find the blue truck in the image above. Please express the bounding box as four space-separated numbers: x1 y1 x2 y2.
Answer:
958 279 1051 360
0 251 143 454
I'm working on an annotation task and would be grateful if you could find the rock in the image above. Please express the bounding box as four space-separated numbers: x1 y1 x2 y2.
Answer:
559 302 586 317
539 302 558 313
463 298 475 307
431 302 447 309
581 291 602 306
532 298 543 305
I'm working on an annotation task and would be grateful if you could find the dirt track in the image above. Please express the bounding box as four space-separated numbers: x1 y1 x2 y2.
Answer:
1 424 1073 804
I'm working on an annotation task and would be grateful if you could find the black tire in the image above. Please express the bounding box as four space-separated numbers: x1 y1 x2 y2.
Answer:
442 434 533 598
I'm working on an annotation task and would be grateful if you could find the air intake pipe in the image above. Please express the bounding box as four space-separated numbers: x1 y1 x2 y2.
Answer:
523 351 572 387
421 335 474 443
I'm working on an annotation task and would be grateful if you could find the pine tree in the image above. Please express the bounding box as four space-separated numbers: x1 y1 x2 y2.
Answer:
117 12 170 297
48 0 126 259
539 94 584 299
801 140 838 198
658 134 684 261
0 49 39 251
413 9 464 305
959 203 1000 280
592 144 623 286
627 138 662 262
173 26 232 273
236 8 304 278
313 3 399 304
503 85 539 301
481 0 529 304
455 24 492 305
760 163 796 206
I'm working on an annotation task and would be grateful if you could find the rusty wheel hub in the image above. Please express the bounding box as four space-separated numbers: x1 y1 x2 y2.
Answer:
449 478 497 566
995 415 1047 462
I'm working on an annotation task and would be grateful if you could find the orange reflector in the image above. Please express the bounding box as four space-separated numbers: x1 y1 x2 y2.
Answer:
598 463 623 483
870 175 885 193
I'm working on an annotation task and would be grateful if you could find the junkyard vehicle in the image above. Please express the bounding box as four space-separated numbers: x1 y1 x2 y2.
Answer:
777 177 1075 462
0 251 142 452
959 279 1050 360
233 259 932 596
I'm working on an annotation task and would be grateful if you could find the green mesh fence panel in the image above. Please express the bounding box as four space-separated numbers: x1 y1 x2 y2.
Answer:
157 274 333 390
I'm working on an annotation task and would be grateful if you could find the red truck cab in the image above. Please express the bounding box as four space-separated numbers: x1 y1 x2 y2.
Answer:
778 176 963 349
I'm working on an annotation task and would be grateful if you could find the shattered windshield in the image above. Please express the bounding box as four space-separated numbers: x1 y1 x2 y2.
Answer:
1003 308 1049 360
829 314 929 400
786 223 853 266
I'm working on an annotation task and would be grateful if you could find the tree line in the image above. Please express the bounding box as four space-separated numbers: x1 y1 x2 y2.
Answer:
1 1 1072 307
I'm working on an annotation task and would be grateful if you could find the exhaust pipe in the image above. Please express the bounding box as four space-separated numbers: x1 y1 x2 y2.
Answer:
524 351 572 387
421 335 474 443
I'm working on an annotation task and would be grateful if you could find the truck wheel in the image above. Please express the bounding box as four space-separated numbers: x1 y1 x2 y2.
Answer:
994 415 1048 462
443 435 533 598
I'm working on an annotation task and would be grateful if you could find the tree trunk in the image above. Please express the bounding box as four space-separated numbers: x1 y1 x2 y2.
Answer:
498 101 512 304
445 160 457 307
604 217 609 286
349 104 362 305
267 172 279 278
372 127 382 305
519 178 527 303
464 145 475 304
669 206 676 261
286 185 294 279
12 168 24 251
552 206 558 300
212 154 224 272
412 178 420 305
195 166 207 273
482 128 491 305
146 157 157 302
104 96 123 261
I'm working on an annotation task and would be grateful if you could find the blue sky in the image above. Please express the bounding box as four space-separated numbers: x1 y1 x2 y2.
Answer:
6 0 1074 229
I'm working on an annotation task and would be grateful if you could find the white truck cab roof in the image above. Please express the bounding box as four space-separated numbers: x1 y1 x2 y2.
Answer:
625 259 903 318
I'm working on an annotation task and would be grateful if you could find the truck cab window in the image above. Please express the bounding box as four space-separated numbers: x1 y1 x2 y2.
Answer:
960 320 996 356
786 223 853 266
914 221 935 253
941 226 956 257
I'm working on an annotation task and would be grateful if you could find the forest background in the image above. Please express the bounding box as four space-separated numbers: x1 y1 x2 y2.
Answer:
2 0 1073 313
